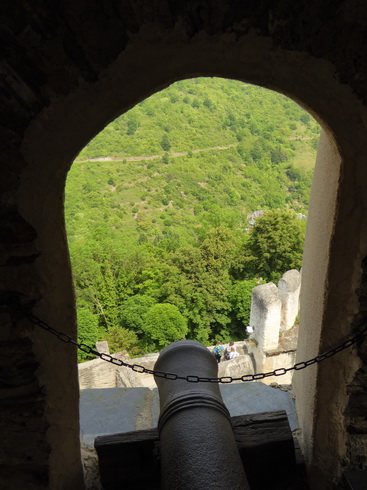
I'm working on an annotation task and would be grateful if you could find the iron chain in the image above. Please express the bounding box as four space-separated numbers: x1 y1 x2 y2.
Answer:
3 294 367 384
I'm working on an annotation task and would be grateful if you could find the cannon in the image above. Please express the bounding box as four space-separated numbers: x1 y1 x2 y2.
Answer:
154 340 250 489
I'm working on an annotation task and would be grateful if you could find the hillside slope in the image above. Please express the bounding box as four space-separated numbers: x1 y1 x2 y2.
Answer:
65 77 320 355
67 77 319 251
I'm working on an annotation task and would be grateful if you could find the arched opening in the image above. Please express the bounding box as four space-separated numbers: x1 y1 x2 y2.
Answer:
67 76 318 359
69 78 320 487
8 18 367 490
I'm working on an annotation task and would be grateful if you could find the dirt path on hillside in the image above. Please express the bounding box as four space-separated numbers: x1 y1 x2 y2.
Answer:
75 143 237 163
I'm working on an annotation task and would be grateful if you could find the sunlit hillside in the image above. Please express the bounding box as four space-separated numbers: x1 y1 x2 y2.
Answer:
65 77 320 360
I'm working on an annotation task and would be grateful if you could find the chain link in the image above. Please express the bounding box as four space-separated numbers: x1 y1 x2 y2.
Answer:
3 294 367 384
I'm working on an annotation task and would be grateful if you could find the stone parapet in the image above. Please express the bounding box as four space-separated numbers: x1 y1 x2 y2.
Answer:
278 270 302 332
250 282 282 352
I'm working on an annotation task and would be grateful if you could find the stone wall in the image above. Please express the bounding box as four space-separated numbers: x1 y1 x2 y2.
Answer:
250 282 282 352
79 353 159 390
247 270 301 384
250 270 301 351
278 270 302 332
79 346 254 389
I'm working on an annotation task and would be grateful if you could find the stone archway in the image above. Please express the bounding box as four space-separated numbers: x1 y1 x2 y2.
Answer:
3 4 367 489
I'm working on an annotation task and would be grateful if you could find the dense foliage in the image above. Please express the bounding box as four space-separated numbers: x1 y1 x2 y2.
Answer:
243 209 306 281
65 77 319 359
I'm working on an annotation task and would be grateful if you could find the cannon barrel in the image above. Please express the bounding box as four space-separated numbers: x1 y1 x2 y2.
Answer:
154 340 249 489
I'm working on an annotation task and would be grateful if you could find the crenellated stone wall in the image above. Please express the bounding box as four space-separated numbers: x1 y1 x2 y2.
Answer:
278 270 302 332
250 282 282 352
79 353 159 390
78 346 255 390
247 270 301 384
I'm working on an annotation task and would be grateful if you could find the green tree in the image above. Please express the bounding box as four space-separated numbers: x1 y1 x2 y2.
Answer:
70 242 116 328
97 262 121 329
77 308 100 362
200 225 238 271
161 230 236 343
245 209 306 282
127 113 139 135
229 279 260 337
161 134 171 151
120 294 156 335
106 326 139 355
143 303 188 349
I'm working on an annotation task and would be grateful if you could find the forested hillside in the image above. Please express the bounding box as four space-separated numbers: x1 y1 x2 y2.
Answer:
65 77 319 360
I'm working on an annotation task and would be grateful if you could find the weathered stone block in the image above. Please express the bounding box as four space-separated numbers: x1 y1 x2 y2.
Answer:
278 270 301 332
95 341 110 355
250 283 282 352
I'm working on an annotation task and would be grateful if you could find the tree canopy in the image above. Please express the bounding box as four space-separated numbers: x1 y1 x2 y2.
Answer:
244 209 306 282
143 303 188 348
